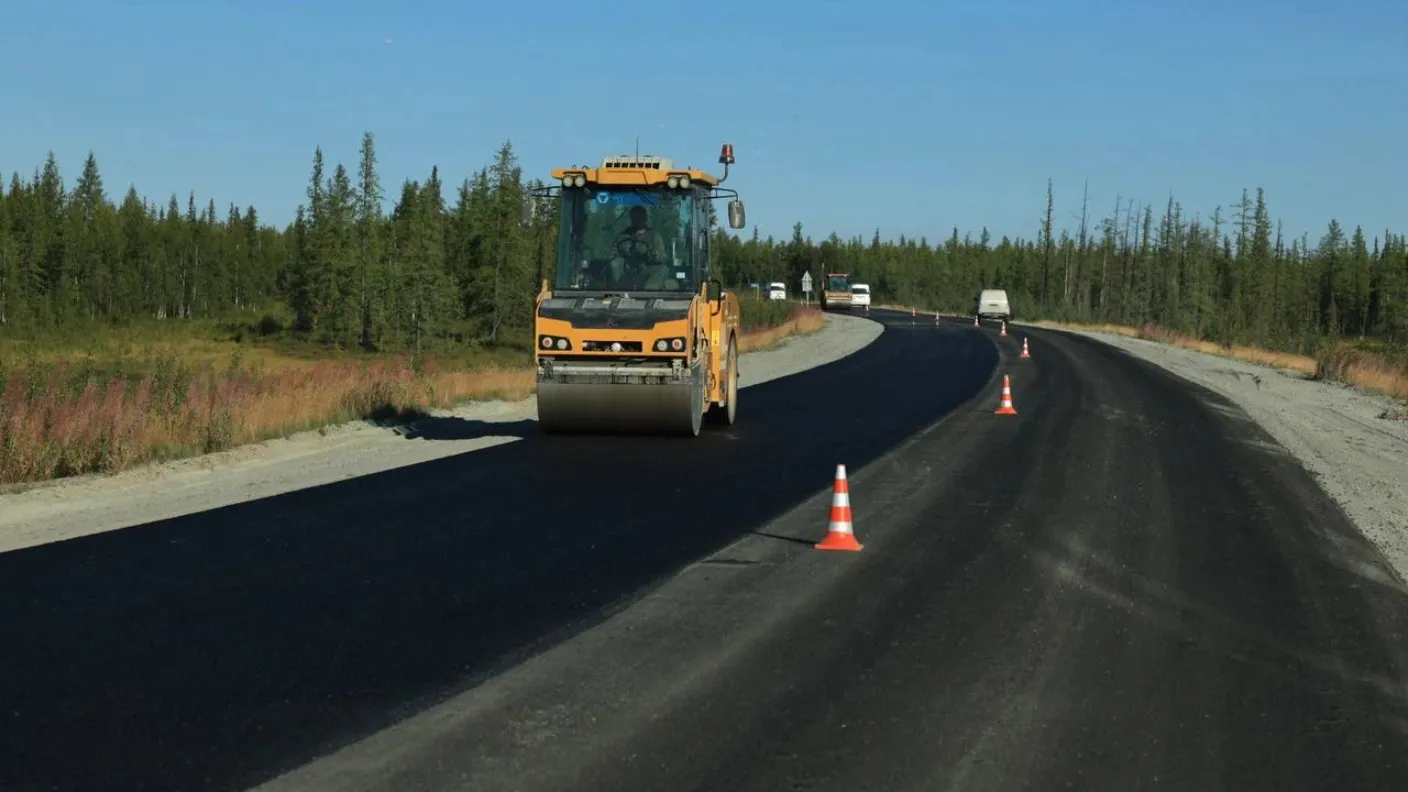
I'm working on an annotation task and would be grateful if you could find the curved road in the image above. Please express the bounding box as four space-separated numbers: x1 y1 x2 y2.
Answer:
6 310 1408 791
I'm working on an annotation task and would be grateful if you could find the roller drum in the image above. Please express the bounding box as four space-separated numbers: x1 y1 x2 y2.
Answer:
536 359 705 437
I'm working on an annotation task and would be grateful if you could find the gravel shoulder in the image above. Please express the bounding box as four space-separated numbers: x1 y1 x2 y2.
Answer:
0 313 883 554
1022 322 1408 589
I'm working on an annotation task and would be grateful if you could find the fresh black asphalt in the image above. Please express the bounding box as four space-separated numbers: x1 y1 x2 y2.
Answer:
0 309 997 791
551 319 1408 792
6 309 1408 792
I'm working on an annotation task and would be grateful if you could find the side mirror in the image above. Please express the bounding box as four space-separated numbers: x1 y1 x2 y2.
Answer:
727 199 746 230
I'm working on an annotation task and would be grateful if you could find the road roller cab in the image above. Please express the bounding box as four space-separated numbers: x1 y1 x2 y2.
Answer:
820 272 852 311
529 144 749 437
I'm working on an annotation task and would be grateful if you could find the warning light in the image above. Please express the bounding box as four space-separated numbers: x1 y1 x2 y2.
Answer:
719 143 735 165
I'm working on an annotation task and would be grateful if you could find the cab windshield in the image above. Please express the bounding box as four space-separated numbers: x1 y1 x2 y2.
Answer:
826 275 850 291
553 186 695 293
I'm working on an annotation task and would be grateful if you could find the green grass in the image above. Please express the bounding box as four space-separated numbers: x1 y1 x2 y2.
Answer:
737 293 800 331
0 301 530 383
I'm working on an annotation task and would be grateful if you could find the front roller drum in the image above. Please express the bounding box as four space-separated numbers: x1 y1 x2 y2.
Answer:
537 368 706 437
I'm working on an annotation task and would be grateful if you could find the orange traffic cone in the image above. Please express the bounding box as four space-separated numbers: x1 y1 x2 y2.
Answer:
815 464 863 551
999 321 1008 337
994 375 1018 416
1020 337 1031 358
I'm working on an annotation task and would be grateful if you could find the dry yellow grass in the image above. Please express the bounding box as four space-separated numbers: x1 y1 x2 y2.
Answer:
0 355 538 485
1031 319 1321 376
1313 344 1408 402
1033 320 1141 339
738 305 825 352
0 305 827 485
1031 319 1408 402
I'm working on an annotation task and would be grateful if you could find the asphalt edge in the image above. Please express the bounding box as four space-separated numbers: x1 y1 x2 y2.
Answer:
1016 320 1408 595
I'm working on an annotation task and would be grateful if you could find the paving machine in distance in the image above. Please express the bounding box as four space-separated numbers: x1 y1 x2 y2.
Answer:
820 272 853 311
528 144 749 437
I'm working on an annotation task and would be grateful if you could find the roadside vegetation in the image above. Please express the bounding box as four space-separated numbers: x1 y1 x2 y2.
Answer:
0 293 819 486
3 137 1403 484
758 182 1408 404
1025 319 1408 404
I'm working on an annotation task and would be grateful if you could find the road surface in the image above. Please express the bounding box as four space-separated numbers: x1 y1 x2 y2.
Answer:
6 310 1408 792
0 309 993 791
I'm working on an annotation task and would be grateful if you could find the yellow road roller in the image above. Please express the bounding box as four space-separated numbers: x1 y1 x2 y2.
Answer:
528 144 750 437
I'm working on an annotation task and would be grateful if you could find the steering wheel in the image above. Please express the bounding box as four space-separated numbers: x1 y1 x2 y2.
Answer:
616 235 653 259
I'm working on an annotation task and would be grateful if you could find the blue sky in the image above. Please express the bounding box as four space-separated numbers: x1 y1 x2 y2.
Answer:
2 0 1404 247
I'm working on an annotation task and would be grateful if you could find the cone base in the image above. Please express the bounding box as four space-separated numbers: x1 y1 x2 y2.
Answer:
995 405 1017 415
815 530 863 551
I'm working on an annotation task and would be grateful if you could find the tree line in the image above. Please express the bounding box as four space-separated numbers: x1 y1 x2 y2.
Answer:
2 137 1404 356
0 134 554 354
721 181 1408 353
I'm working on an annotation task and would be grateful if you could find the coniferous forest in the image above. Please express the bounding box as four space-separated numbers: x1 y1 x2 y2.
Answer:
1 132 1404 484
2 133 1406 357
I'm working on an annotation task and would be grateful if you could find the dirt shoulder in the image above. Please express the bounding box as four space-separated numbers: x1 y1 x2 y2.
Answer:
1024 322 1408 589
0 312 884 554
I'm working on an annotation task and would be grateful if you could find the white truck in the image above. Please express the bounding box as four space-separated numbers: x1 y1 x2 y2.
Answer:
850 283 871 309
974 289 1011 322
766 282 787 301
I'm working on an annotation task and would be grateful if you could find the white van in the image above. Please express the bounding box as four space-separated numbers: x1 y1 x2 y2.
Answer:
974 289 1011 322
767 282 787 301
850 283 871 309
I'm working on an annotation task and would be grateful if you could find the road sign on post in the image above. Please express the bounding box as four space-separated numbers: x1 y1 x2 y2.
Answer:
801 271 812 303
